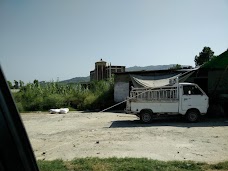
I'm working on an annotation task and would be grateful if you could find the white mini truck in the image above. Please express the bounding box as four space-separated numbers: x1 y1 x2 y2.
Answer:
125 83 209 123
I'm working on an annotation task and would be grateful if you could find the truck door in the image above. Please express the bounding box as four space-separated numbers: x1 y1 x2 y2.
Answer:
181 85 208 113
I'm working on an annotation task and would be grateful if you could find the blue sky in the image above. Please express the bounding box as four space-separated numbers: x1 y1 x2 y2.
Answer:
0 0 228 83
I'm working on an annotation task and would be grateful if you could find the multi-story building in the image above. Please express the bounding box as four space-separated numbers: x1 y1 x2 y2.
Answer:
90 59 125 81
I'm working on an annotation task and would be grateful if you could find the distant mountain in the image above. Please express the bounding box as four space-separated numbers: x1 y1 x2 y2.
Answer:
126 64 191 71
60 76 90 84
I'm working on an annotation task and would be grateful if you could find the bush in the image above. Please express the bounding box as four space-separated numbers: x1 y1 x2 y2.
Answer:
83 93 97 110
43 94 66 109
16 102 24 112
28 96 44 111
12 80 114 112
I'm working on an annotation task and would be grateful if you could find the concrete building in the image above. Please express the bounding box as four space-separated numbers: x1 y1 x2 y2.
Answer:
90 59 125 81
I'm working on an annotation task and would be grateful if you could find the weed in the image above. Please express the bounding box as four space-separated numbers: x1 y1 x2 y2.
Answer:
13 80 114 112
37 158 228 171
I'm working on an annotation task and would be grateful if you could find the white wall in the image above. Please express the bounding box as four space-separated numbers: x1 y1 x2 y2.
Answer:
114 82 129 102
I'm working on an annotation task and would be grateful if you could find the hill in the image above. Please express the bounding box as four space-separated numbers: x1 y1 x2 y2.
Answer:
126 64 178 71
60 76 90 84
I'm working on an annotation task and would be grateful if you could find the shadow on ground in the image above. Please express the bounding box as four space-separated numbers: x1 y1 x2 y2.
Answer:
109 117 228 128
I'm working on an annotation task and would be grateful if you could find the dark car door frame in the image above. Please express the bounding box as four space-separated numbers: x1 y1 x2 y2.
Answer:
0 66 39 171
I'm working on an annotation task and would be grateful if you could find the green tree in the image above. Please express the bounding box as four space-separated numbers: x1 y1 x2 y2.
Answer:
194 47 215 66
169 64 182 70
14 80 19 89
19 80 24 88
33 79 39 87
7 81 13 89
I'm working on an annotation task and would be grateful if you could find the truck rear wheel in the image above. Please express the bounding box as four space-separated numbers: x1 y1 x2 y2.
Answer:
140 110 152 123
185 109 199 123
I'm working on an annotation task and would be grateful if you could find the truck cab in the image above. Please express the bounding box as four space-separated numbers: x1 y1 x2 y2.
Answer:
125 83 209 123
179 83 208 114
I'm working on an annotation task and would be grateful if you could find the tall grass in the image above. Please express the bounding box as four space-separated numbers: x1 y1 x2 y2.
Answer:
13 80 114 112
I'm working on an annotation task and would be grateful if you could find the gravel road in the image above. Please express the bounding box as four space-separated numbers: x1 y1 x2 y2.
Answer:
21 111 228 163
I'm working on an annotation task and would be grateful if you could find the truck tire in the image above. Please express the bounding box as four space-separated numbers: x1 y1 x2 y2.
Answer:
140 110 152 123
185 109 199 123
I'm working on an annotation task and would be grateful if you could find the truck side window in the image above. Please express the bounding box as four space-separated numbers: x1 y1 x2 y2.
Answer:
183 86 191 95
183 85 202 95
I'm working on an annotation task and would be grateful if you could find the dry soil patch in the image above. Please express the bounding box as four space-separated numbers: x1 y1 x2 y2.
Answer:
21 111 228 163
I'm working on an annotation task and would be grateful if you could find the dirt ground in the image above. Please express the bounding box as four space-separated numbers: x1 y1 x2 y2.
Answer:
21 111 228 163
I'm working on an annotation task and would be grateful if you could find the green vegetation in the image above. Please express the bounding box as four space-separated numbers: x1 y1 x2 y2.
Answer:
194 47 215 66
7 80 13 89
7 80 24 89
169 64 182 70
37 158 228 171
202 49 228 69
12 80 114 112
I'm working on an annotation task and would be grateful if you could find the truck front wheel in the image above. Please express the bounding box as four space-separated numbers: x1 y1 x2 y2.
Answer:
140 110 152 123
185 109 199 122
